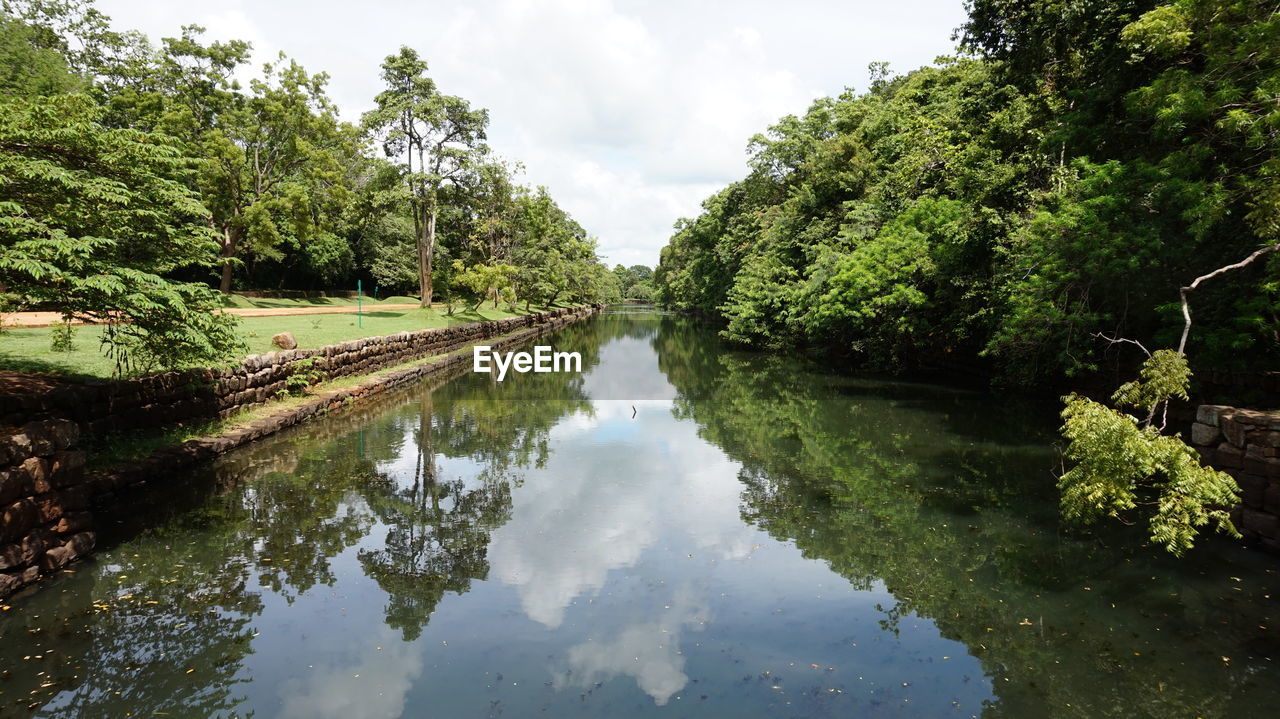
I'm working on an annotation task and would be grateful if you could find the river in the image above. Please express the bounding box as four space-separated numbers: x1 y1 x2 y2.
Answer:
1 307 1277 717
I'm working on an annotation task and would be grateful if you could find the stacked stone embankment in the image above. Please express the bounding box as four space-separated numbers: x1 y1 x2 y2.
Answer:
0 419 95 598
0 307 592 435
1191 405 1280 551
0 304 602 598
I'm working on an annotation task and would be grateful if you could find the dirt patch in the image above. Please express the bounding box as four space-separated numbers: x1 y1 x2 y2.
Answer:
3 304 427 328
0 370 78 396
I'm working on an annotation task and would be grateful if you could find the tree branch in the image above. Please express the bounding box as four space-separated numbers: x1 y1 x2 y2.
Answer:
1178 242 1280 356
1091 331 1151 358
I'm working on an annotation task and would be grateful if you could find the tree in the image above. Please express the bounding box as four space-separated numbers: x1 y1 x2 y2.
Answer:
142 28 358 293
1059 351 1239 556
0 93 243 373
450 260 518 310
625 280 654 302
1058 241 1279 554
513 187 573 307
462 157 523 265
655 1 1280 384
0 11 83 96
611 263 654 298
363 47 488 307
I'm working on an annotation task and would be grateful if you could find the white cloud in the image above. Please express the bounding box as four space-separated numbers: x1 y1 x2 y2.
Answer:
95 0 968 268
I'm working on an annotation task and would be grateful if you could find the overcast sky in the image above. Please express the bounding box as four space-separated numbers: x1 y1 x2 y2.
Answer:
95 0 969 268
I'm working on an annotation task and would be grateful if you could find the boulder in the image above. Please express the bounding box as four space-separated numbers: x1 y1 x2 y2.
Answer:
272 332 298 350
0 571 18 597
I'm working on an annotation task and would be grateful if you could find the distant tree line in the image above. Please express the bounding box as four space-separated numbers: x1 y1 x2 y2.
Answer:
0 0 620 371
612 264 654 301
654 0 1279 387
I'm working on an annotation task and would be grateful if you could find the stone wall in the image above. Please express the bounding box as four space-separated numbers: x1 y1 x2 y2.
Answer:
1191 405 1280 552
0 306 598 438
0 304 602 598
0 419 95 598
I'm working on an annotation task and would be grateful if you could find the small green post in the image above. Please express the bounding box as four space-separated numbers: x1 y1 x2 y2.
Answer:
357 279 363 328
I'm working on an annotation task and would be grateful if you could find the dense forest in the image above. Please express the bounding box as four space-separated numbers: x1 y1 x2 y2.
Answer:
0 0 622 369
654 0 1279 388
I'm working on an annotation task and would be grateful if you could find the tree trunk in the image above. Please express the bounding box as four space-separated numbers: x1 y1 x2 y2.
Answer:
421 199 438 308
218 227 239 294
416 203 430 308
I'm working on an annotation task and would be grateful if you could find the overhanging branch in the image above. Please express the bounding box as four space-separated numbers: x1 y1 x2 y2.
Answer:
1178 242 1280 356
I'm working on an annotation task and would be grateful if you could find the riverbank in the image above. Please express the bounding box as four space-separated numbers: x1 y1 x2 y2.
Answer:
1 302 569 378
0 304 603 600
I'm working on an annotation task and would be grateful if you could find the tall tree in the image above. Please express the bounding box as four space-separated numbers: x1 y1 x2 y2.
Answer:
0 93 243 373
123 27 358 293
363 47 488 307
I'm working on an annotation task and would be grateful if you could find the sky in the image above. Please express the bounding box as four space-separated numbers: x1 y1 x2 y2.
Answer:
95 0 970 268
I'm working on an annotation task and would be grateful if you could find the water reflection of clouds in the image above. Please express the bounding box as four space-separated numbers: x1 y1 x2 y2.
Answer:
553 583 711 706
276 629 423 719
488 400 757 703
581 336 678 400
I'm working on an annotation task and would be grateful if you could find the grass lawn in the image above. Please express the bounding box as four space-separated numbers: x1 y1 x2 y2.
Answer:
0 302 567 378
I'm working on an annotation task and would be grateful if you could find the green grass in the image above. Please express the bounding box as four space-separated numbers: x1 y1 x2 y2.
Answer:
0 302 566 378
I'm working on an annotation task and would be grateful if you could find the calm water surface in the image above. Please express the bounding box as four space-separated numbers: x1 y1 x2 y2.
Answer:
1 308 1277 717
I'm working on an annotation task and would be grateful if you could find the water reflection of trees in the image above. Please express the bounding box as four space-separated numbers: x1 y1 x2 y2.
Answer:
655 315 1280 719
2 322 605 716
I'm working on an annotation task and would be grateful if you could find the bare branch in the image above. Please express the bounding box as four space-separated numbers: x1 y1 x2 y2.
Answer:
1178 242 1280 356
1090 331 1151 357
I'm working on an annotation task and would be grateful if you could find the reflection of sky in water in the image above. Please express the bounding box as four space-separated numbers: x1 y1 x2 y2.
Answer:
488 402 754 631
580 332 678 401
231 318 995 716
227 388 990 715
9 312 1027 718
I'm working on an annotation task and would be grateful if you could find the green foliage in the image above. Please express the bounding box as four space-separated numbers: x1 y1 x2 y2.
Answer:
0 1 616 379
363 46 489 305
655 0 1280 383
1111 348 1190 416
48 318 75 352
0 12 82 95
625 280 654 302
141 30 359 293
0 92 244 373
1059 349 1238 555
1122 4 1194 59
280 357 324 397
612 264 654 298
450 260 517 309
1059 393 1239 556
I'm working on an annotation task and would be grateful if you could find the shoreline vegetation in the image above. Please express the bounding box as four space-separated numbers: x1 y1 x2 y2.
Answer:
1 301 573 379
653 3 1278 390
649 2 1278 553
1 1 626 379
